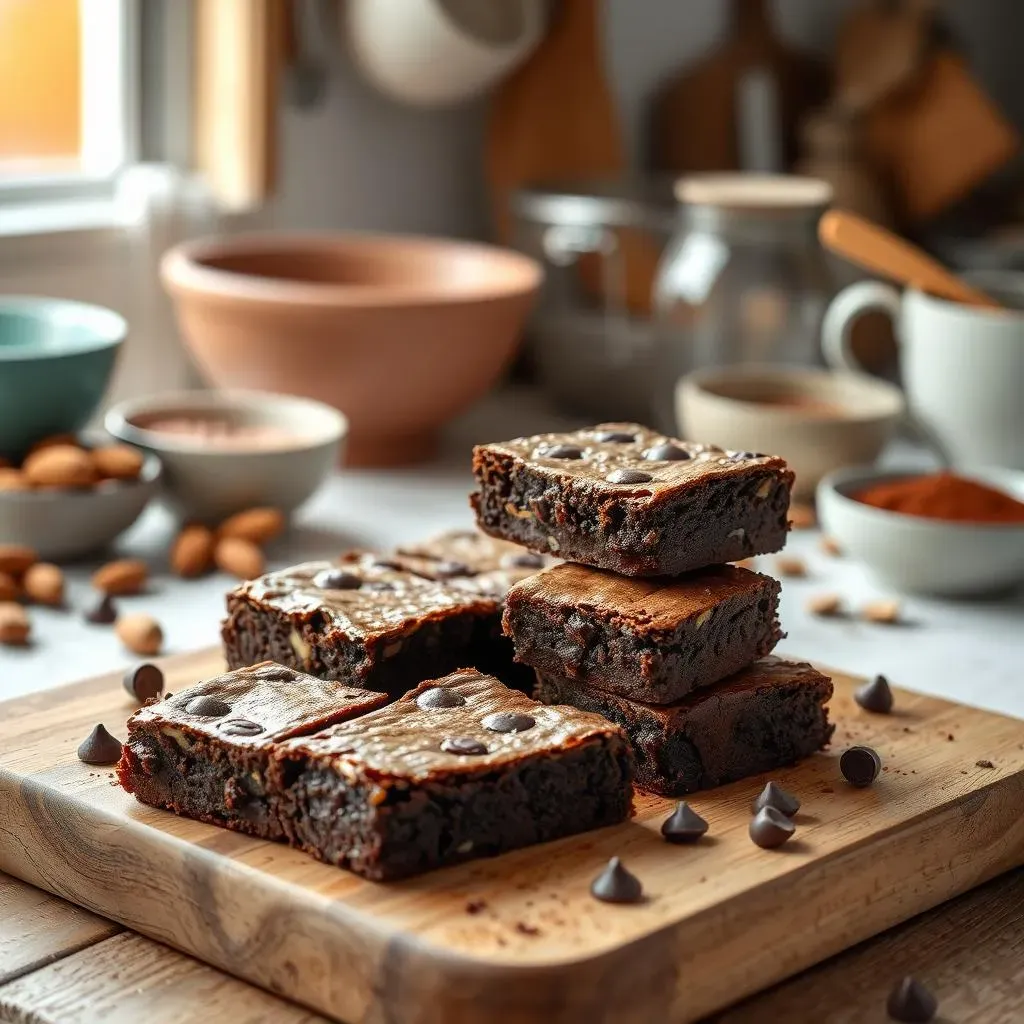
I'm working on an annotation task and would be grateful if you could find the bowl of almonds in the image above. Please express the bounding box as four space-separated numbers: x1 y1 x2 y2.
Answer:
0 435 160 560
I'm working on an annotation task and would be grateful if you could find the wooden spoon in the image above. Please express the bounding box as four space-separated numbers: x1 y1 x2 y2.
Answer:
819 209 1001 308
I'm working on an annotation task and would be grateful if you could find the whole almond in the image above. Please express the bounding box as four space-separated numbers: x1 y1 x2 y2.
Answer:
28 433 80 455
214 537 265 580
171 524 216 578
774 555 807 578
0 572 20 602
862 599 901 624
819 535 843 557
116 613 163 655
218 507 285 545
92 559 148 595
0 544 37 577
23 563 65 606
23 445 98 489
0 601 30 645
806 592 843 617
0 468 30 491
91 444 145 481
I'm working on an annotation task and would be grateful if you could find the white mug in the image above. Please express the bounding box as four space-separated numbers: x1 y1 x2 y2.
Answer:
821 271 1024 470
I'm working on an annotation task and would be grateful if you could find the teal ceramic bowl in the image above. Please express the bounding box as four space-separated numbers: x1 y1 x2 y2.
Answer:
0 297 127 459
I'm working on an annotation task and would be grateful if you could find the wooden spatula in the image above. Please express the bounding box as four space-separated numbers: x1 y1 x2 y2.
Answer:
819 209 1002 308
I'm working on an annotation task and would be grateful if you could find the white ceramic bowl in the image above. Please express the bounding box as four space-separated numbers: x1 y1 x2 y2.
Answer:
0 446 160 561
105 390 346 523
817 466 1024 597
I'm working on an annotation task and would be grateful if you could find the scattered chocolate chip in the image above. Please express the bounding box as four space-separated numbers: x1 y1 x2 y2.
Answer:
976 759 995 769
77 724 123 765
254 665 297 681
538 444 583 460
752 781 800 817
440 736 488 756
886 977 937 1022
500 551 544 569
313 569 362 590
183 695 231 718
433 560 475 579
122 663 164 703
749 806 795 849
606 468 653 484
855 674 894 714
593 430 637 443
482 711 535 734
465 899 487 915
515 922 541 936
660 802 709 843
841 745 882 788
644 443 690 462
416 687 466 710
590 857 643 904
84 594 118 625
219 718 265 737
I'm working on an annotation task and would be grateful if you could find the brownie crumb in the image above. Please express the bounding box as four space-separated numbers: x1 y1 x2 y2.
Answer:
515 922 541 936
465 899 487 915
946 734 954 742
902 726 912 733
976 759 995 769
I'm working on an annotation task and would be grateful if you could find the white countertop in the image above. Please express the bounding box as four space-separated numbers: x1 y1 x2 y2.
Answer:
3 389 1022 720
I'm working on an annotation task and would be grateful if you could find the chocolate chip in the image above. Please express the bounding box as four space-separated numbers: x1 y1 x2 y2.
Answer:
841 745 882 787
122 663 164 703
537 443 583 460
500 551 544 569
433 560 475 579
643 443 690 462
482 711 535 734
77 724 123 765
440 736 488 756
590 857 643 904
253 665 297 681
660 802 709 843
593 430 637 443
606 468 653 484
84 594 117 625
752 781 800 817
184 694 231 718
749 806 795 849
855 674 894 714
313 569 362 590
417 687 466 710
219 718 265 737
886 977 937 1022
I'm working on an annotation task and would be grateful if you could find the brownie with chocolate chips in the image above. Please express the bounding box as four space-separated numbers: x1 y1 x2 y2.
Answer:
275 668 634 880
471 423 794 576
116 662 388 838
504 562 783 704
534 657 834 796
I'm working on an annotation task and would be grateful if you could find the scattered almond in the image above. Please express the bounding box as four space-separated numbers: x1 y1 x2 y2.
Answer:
28 433 80 455
92 558 148 595
214 537 265 580
862 599 901 624
774 555 807 578
116 613 163 655
171 524 216 578
0 601 30 645
806 592 842 617
217 507 286 545
819 535 843 557
91 444 144 481
23 444 98 489
23 563 64 606
0 572 20 602
0 544 37 577
789 503 817 530
0 468 30 491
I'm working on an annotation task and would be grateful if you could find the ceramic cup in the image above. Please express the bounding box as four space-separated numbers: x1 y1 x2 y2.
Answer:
822 270 1024 470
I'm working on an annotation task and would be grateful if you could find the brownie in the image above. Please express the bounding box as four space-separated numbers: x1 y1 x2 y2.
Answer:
221 557 502 696
534 657 834 796
471 422 794 576
275 668 634 880
504 563 783 704
117 662 388 839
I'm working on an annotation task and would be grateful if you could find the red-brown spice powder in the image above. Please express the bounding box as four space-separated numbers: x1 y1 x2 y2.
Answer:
854 472 1024 524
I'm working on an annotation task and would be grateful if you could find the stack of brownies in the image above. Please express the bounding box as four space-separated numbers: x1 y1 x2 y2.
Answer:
471 422 835 795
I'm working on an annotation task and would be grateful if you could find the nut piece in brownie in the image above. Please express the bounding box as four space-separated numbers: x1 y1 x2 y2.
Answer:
221 558 501 695
117 662 388 838
504 563 782 704
534 657 833 797
471 423 794 576
275 668 634 880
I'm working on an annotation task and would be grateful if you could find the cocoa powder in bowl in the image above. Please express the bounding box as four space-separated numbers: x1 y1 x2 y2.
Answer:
133 414 306 451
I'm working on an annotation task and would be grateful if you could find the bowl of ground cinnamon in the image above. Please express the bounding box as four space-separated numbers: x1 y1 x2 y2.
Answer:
817 466 1024 596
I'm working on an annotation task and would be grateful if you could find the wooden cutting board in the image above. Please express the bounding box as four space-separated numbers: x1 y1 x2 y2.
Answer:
1 649 1022 1024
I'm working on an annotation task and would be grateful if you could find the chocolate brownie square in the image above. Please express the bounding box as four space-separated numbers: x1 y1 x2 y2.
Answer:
276 668 634 880
504 563 782 704
471 423 794 576
117 662 388 838
534 657 834 796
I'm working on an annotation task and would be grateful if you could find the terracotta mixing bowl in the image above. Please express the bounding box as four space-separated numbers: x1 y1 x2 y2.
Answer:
160 232 542 466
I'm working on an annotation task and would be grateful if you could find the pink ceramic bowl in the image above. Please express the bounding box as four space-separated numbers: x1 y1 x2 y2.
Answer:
160 232 542 466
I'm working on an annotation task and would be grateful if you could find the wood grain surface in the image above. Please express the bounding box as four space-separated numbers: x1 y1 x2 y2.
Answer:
0 649 1022 1024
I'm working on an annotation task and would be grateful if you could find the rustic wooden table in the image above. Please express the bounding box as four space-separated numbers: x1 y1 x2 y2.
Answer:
2 868 1021 1024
